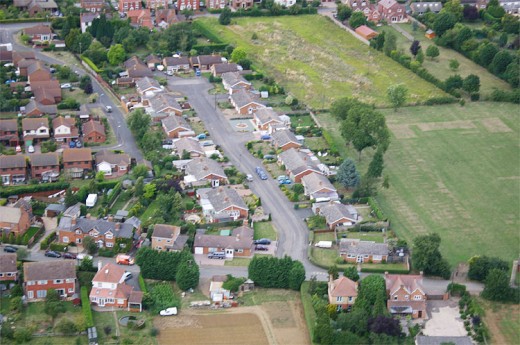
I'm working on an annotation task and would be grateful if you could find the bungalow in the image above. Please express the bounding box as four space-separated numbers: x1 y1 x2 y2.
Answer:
206 0 227 9
271 129 302 151
24 261 76 301
95 150 131 177
82 119 106 143
163 56 191 73
52 116 78 143
0 155 27 185
253 107 282 131
30 152 60 181
22 24 56 43
177 0 200 11
80 0 105 12
31 80 61 105
24 100 58 117
200 187 248 223
162 116 194 139
144 55 162 70
184 156 228 186
62 148 92 178
194 226 254 258
301 172 338 201
136 77 162 96
0 253 18 282
22 118 50 143
317 202 359 229
410 2 442 14
0 119 19 146
149 93 183 117
328 275 358 311
13 51 36 67
127 62 154 79
221 72 251 94
278 148 322 183
229 89 266 115
124 56 143 70
385 272 427 319
151 224 188 252
155 9 178 29
0 201 32 236
339 239 389 263
191 55 223 71
211 63 240 77
173 137 204 158
17 58 37 77
230 0 254 10
90 263 142 312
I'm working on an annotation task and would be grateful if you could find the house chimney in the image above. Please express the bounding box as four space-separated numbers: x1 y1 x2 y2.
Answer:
236 233 240 242
98 261 102 271
86 213 91 219
115 223 120 231
71 216 77 225
108 216 114 222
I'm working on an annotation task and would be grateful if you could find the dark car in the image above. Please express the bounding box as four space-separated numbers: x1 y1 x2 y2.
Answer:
45 250 61 258
62 252 77 260
254 238 271 245
3 246 18 253
255 245 269 251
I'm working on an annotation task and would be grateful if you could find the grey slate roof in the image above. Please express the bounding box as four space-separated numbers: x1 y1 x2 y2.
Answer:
0 155 26 169
279 148 320 176
30 153 59 167
410 2 442 13
58 217 138 240
194 226 253 250
150 94 182 114
135 77 161 93
124 216 141 229
0 253 17 273
24 261 76 282
63 203 81 218
221 72 250 88
272 129 300 148
206 187 247 212
339 239 389 256
319 202 357 224
301 172 336 194
152 224 180 239
193 55 223 66
45 203 66 213
213 63 239 75
185 157 227 181
22 117 49 131
230 89 264 109
254 108 281 126
0 119 18 132
24 100 57 115
415 336 474 345
174 137 204 155
95 150 131 167
163 56 190 66
162 115 191 133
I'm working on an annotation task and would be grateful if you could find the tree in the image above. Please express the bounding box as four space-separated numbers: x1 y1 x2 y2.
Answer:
82 236 98 255
386 84 408 111
383 32 397 56
16 247 29 260
180 8 194 20
433 12 457 36
175 260 199 291
370 31 385 51
95 171 105 182
426 45 440 60
369 315 401 336
502 14 520 34
367 149 384 178
416 49 425 64
143 183 156 200
463 74 480 93
343 266 360 282
449 59 460 71
356 275 387 312
481 268 512 301
410 40 421 57
412 233 451 279
477 43 498 67
64 188 78 207
505 61 520 88
127 109 150 139
79 257 95 272
132 164 149 179
107 44 125 66
134 176 144 198
219 7 232 25
231 47 247 62
349 11 367 29
441 0 463 21
498 32 508 47
444 74 463 91
289 261 306 290
55 319 78 335
468 256 509 282
45 289 66 323
337 158 360 189
463 5 479 21
486 0 505 18
337 4 353 21
489 50 512 74
222 275 246 292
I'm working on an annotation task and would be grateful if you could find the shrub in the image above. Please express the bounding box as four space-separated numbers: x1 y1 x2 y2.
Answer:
81 286 94 327
98 248 114 257
0 182 70 198
49 243 68 252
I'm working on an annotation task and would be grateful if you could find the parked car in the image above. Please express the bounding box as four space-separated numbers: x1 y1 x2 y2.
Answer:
259 173 268 180
254 238 271 245
195 68 201 77
69 141 76 148
77 253 93 260
263 154 275 160
75 140 82 148
122 272 133 281
260 135 271 140
60 83 71 89
27 145 35 153
278 178 291 185
3 246 18 253
105 105 112 113
45 250 61 258
15 145 21 153
62 252 77 259
255 245 269 251
159 307 178 316
246 174 253 182
208 252 226 259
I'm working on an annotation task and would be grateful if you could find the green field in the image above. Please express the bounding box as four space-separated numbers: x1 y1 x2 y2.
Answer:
196 16 446 107
377 102 519 266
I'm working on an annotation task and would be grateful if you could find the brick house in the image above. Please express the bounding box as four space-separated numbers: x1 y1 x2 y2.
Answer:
151 224 188 252
173 137 204 158
230 0 253 10
184 156 228 186
177 0 199 11
194 226 254 259
377 0 407 23
316 202 359 229
229 89 265 115
144 55 163 70
0 155 27 185
207 0 227 9
80 0 106 12
22 118 50 144
52 116 78 143
385 272 427 319
211 63 240 77
30 152 60 181
31 80 62 105
221 72 252 94
119 0 141 12
0 203 31 237
0 254 18 282
82 119 106 143
199 187 248 223
155 9 178 29
339 239 389 263
163 56 191 74
22 24 55 43
23 261 76 301
135 77 162 95
127 9 153 29
191 55 223 71
0 119 20 146
62 148 92 178
147 93 183 117
27 61 51 83
162 115 194 139
95 150 131 178
145 0 167 10
13 0 58 17
24 100 57 117
252 107 282 131
277 148 322 183
328 275 358 311
271 129 302 151
301 172 339 201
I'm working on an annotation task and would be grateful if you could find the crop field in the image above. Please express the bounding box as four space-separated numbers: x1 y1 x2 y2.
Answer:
196 16 446 107
377 102 519 266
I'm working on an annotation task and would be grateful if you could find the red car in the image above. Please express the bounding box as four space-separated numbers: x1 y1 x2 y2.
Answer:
62 252 77 259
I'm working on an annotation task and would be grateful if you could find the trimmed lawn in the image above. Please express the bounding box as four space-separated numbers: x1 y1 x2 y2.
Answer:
196 16 446 108
313 232 336 242
377 102 519 266
225 257 252 266
362 262 408 271
253 221 277 240
237 287 298 306
290 114 315 128
347 232 385 243
305 137 330 152
310 247 340 267
139 199 161 221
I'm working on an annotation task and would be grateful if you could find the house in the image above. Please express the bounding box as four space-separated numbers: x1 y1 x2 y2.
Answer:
378 0 407 23
355 25 379 40
136 77 162 95
22 24 53 43
52 116 78 143
251 107 281 131
95 150 131 177
209 275 232 302
221 72 251 94
278 148 322 183
415 336 474 345
155 9 178 29
13 51 36 67
230 0 254 10
271 129 302 151
0 202 31 236
30 153 60 181
126 62 154 79
163 56 191 73
200 187 248 222
410 2 442 14
0 254 18 282
24 99 58 117
124 56 143 70
90 263 142 311
119 0 141 12
80 0 106 12
151 224 188 252
162 116 194 139
82 119 106 143
0 119 20 146
62 148 92 178
191 55 223 71
317 202 359 229
0 45 13 64
13 0 58 17
500 0 520 15
194 226 254 258
339 239 389 263
385 272 427 318
229 89 266 115
207 0 227 9
27 61 51 83
57 215 140 247
116 77 135 88
184 156 228 186
23 261 76 301
173 137 204 157
22 118 50 143
301 172 338 201
328 275 358 311
144 55 162 70
177 0 200 11
211 63 240 77
31 80 62 105
0 155 27 185
145 0 167 10
127 9 153 29
149 93 183 117
17 58 38 77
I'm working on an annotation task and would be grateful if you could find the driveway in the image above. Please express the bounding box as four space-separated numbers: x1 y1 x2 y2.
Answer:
423 300 467 337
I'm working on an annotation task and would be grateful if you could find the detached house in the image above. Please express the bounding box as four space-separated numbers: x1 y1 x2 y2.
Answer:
229 89 265 115
22 118 49 143
253 107 282 131
328 275 358 311
0 155 27 185
127 9 153 30
301 172 338 201
162 116 194 139
155 9 178 29
191 55 223 71
385 272 427 319
163 56 191 73
27 61 51 83
377 0 407 23
271 129 302 151
174 137 204 158
30 152 60 181
0 202 31 236
136 77 162 96
151 224 188 252
317 202 359 229
278 148 322 183
62 148 92 178
0 119 19 147
211 63 240 77
22 24 55 43
82 119 106 143
221 72 251 94
24 99 57 117
95 150 131 177
200 187 248 223
23 261 76 301
194 226 254 259
52 116 78 143
31 80 61 105
148 93 183 118
144 55 162 71
339 239 389 263
0 254 18 282
184 156 228 186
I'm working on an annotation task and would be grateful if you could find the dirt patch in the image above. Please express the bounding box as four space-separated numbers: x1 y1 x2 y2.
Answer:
480 118 512 133
482 301 520 345
388 124 417 139
416 120 476 131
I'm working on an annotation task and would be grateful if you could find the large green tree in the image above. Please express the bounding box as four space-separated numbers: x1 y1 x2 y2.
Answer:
45 289 66 323
481 269 512 301
433 12 457 36
468 256 509 282
107 44 126 66
349 11 367 29
127 109 151 139
219 7 232 25
412 233 451 279
176 260 200 291
425 45 440 60
337 158 360 189
463 74 480 93
367 149 384 178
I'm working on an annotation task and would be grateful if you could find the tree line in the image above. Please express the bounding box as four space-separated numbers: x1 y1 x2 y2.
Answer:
248 256 306 290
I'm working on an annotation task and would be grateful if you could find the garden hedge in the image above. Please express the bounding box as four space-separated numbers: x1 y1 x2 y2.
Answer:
0 18 47 24
81 286 94 327
80 55 103 73
360 267 410 274
367 197 387 221
0 182 70 198
50 243 68 252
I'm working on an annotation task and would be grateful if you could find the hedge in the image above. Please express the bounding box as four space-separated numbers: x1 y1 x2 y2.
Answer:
423 96 458 105
192 20 225 44
229 7 318 18
0 182 70 198
0 18 47 24
50 243 68 252
139 274 147 294
98 248 114 257
322 130 339 155
368 197 387 221
243 73 264 81
361 267 410 274
40 231 57 250
80 55 103 73
96 180 120 191
106 182 122 206
81 286 94 327
192 43 228 53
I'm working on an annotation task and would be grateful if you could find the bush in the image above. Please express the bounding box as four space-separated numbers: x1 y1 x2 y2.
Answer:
360 267 410 274
81 286 94 327
368 197 387 220
50 243 68 253
98 248 115 257
139 274 147 293
0 182 70 198
447 283 467 296
40 231 57 250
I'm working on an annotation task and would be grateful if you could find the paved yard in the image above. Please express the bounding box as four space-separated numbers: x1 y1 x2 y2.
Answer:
423 300 467 337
